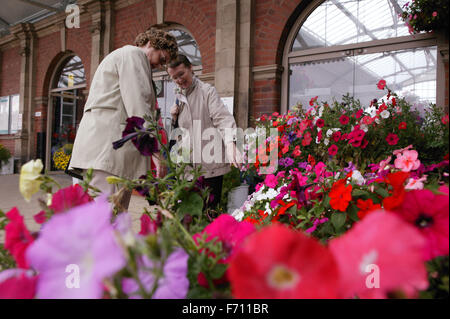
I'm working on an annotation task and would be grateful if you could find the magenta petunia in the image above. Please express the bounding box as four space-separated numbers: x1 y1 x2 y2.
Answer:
328 144 338 156
393 188 449 260
329 211 428 299
0 269 37 299
377 79 387 90
26 196 126 298
4 207 34 269
264 174 278 189
339 115 350 125
49 184 92 214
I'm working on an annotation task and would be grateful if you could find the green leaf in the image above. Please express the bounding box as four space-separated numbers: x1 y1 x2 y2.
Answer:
347 203 360 222
323 195 331 208
374 186 389 198
177 193 204 217
352 189 370 199
210 263 228 279
331 212 347 231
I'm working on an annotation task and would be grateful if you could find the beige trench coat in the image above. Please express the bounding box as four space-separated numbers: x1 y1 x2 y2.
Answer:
173 78 237 179
69 45 155 180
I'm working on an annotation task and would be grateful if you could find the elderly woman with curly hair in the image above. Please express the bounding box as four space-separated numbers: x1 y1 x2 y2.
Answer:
69 28 178 210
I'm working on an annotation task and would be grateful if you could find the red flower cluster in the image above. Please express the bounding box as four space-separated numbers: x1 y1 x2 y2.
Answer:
329 178 353 212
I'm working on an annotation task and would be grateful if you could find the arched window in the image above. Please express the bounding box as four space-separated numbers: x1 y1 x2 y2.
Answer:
282 0 439 114
152 26 202 135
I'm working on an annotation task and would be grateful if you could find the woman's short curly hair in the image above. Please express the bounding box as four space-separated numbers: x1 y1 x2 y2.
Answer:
134 28 178 61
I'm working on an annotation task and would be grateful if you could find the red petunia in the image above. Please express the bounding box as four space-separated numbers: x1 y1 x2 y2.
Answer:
382 171 410 211
339 115 350 125
331 131 341 142
316 119 325 128
49 184 92 214
228 224 339 298
356 199 381 220
139 214 158 235
377 79 387 90
4 208 34 268
309 96 318 106
386 133 399 146
329 179 353 212
398 122 407 130
302 131 312 146
328 144 338 156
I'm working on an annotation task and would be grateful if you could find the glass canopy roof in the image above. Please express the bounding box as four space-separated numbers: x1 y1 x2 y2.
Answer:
56 55 86 89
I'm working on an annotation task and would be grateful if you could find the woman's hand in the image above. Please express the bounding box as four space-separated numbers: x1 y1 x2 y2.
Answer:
225 142 244 169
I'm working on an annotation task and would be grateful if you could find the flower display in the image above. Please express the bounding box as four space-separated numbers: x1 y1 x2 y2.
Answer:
1 79 448 300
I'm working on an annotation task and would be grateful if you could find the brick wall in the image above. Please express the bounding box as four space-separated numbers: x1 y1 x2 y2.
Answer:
0 46 21 96
0 46 21 154
114 0 216 73
252 0 307 116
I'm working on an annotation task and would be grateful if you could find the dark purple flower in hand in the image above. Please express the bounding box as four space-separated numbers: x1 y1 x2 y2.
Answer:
112 116 159 156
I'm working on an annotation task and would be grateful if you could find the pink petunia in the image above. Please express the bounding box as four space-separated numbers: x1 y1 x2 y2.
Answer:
394 150 421 172
405 176 427 190
329 211 428 298
26 196 126 298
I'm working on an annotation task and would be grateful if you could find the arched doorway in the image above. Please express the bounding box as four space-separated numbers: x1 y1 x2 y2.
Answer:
45 54 86 170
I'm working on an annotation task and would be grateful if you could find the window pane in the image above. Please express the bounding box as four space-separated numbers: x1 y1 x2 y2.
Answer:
289 57 356 108
354 47 437 113
9 95 20 133
289 46 437 111
57 56 86 89
0 96 9 134
292 0 411 52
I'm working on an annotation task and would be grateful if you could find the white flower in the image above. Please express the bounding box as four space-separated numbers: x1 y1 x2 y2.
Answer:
265 202 273 216
326 129 334 137
316 136 320 144
309 108 317 116
360 124 369 132
375 118 381 124
324 138 330 146
231 209 244 221
351 170 365 186
365 106 377 117
318 105 324 117
380 110 390 119
19 159 43 202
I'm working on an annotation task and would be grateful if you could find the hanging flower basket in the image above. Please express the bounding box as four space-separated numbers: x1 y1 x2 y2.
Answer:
400 0 449 34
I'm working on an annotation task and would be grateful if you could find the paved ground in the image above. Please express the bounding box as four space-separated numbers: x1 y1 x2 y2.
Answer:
0 172 150 243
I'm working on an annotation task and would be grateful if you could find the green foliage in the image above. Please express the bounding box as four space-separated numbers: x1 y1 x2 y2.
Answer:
0 144 12 169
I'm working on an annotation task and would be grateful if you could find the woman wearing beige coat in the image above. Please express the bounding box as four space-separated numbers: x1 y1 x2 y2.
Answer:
69 29 178 209
167 54 242 209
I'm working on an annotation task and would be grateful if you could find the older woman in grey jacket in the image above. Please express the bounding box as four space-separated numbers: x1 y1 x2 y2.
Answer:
167 54 242 208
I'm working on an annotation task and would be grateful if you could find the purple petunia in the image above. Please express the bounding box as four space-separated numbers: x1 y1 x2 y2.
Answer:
122 248 190 299
112 116 159 156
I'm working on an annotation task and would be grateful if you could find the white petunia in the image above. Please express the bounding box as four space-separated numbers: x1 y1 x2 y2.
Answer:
380 110 390 119
324 138 330 146
351 170 365 186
